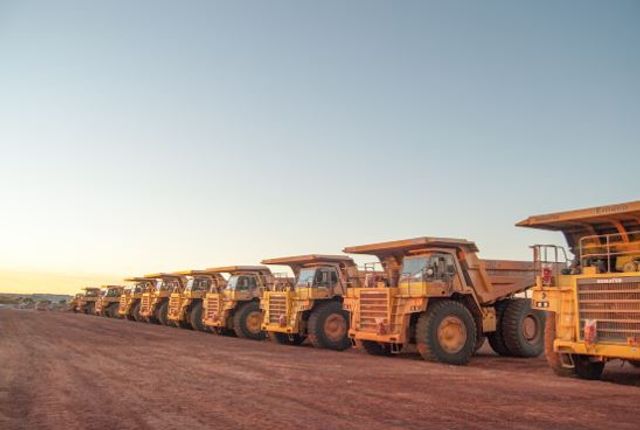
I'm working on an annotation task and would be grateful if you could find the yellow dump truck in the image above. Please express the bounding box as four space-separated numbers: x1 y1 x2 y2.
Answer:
75 287 101 315
202 266 272 340
167 269 226 331
94 285 125 318
69 294 82 312
343 237 544 365
118 277 152 321
518 200 640 379
139 273 184 325
261 255 360 350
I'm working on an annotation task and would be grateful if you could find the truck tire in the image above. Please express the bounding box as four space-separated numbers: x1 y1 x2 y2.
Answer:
86 302 95 316
487 300 512 356
474 335 486 353
415 300 477 365
307 301 351 351
155 301 169 326
270 332 306 346
109 303 120 318
574 355 605 380
189 301 205 331
542 312 573 376
233 302 266 340
132 302 142 322
502 298 545 358
357 340 392 356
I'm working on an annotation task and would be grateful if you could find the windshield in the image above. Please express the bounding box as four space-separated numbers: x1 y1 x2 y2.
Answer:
400 257 428 281
106 289 119 297
296 268 317 288
227 275 258 291
185 277 211 292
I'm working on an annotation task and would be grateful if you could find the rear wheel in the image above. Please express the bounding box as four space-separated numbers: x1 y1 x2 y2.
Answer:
131 302 142 322
189 301 206 332
574 355 605 380
270 332 306 346
358 340 392 356
502 298 545 358
156 301 169 326
233 302 266 340
307 301 351 351
488 300 511 356
415 300 477 365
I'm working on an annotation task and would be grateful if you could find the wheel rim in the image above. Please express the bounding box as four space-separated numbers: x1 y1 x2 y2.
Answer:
522 314 539 342
245 311 263 334
324 313 347 342
437 316 467 354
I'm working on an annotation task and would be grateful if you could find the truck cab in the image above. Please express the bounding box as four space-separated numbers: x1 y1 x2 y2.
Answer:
202 266 271 340
261 254 360 350
518 200 640 379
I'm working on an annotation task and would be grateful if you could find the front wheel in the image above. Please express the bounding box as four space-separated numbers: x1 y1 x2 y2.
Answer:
270 332 306 346
502 298 544 358
233 302 266 340
86 302 96 316
189 301 206 332
307 301 351 351
543 312 574 377
132 302 142 322
155 301 169 326
415 300 477 365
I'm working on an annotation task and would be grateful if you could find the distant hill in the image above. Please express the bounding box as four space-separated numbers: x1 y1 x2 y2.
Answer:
0 293 72 304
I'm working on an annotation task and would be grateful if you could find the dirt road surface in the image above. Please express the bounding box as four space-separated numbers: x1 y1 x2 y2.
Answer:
1 309 639 430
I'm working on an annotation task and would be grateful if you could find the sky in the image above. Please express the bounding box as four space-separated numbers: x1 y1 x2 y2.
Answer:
0 1 638 294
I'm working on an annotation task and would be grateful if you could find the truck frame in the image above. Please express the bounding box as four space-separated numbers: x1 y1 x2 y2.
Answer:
343 237 544 365
167 269 226 331
518 200 640 379
261 254 360 350
202 266 273 340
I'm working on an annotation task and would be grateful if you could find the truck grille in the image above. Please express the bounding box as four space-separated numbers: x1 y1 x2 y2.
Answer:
169 296 181 317
205 295 221 321
577 278 640 343
358 289 389 331
267 295 287 324
140 295 151 315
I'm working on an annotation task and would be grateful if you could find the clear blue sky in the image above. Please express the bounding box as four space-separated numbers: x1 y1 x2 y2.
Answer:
0 1 638 292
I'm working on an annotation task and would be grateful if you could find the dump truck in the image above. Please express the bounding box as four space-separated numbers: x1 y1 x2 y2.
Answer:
68 294 82 312
343 237 544 365
139 273 184 325
118 277 153 321
518 200 640 379
94 285 125 318
202 266 273 340
261 255 361 350
75 287 101 315
167 269 226 331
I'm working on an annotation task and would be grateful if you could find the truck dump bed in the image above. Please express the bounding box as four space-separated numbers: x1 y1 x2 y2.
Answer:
516 200 640 249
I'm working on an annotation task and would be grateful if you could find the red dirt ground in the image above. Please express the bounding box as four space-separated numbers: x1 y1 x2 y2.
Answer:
1 309 639 429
